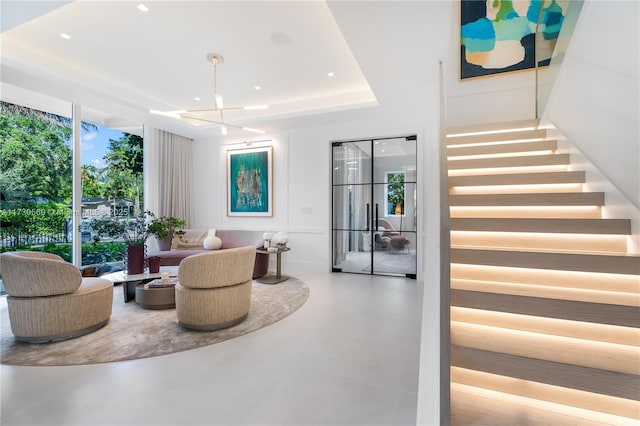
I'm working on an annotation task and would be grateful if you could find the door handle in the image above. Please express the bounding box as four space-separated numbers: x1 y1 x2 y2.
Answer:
366 203 370 231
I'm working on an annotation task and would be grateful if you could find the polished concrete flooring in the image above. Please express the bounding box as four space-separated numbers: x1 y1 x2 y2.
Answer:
1 263 423 426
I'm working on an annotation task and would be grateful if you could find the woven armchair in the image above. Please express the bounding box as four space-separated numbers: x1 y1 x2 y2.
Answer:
0 251 113 343
176 246 256 331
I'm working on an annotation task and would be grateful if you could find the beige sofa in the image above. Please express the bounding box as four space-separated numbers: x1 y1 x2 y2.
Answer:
147 229 268 279
1 251 113 343
176 246 256 331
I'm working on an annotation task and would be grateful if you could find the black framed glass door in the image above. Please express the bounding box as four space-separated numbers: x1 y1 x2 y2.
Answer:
332 135 417 278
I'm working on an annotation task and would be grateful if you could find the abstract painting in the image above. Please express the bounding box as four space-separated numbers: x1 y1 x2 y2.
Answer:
461 0 565 79
227 146 273 216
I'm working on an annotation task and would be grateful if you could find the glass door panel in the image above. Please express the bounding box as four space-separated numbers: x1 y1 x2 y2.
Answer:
332 141 372 185
332 141 373 275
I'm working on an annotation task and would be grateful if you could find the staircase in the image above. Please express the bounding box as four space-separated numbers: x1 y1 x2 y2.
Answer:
446 120 640 425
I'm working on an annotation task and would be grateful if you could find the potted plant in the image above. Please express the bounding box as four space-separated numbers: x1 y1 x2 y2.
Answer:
146 211 186 251
84 211 150 274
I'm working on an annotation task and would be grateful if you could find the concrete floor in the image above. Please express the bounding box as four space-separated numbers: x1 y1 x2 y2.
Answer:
0 263 423 426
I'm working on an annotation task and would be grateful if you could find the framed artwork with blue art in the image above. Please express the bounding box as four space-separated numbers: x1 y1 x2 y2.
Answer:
461 0 565 79
227 146 273 216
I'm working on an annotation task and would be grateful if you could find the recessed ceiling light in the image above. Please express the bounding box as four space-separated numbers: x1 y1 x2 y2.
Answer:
137 4 149 12
194 97 201 101
327 72 335 77
254 86 262 91
60 33 71 40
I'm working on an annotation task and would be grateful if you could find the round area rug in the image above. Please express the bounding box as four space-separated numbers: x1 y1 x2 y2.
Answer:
1 278 309 366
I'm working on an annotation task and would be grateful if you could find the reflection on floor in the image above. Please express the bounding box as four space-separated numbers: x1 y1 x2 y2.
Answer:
336 250 417 275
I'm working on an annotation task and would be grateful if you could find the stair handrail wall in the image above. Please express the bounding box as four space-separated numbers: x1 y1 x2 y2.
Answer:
537 0 640 252
438 60 451 425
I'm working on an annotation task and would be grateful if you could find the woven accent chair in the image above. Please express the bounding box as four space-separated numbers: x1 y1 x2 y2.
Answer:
1 251 113 343
176 246 256 331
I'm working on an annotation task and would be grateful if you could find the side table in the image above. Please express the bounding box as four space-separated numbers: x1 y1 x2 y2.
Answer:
256 247 290 284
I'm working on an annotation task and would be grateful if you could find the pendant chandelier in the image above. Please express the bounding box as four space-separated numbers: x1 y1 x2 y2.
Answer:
151 53 268 135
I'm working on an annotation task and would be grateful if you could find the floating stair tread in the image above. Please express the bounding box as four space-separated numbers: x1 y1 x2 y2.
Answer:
451 367 640 421
451 247 640 275
450 218 631 234
448 154 569 170
447 129 546 147
451 382 637 426
451 278 640 307
448 140 558 157
450 231 627 254
447 119 540 136
448 171 586 187
451 321 639 375
451 346 640 403
449 192 605 206
450 307 640 346
449 206 603 219
451 262 640 293
452 288 640 329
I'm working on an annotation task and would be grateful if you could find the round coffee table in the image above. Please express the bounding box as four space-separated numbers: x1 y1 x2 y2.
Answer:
101 266 178 303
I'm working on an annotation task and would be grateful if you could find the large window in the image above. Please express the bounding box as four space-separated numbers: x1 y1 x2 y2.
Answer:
0 101 143 266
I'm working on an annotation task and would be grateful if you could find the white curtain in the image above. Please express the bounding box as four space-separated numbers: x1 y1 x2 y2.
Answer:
144 127 193 227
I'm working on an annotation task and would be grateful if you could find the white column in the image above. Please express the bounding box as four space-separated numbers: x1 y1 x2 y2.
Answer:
143 125 159 216
71 104 82 267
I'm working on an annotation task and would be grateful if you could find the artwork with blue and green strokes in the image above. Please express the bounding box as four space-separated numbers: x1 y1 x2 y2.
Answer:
461 0 565 79
228 148 270 215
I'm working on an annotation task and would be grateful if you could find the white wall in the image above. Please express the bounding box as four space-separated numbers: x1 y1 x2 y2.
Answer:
192 110 432 272
542 0 639 209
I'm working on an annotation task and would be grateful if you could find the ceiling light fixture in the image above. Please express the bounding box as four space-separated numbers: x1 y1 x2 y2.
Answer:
150 53 268 135
60 33 71 39
137 4 149 12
